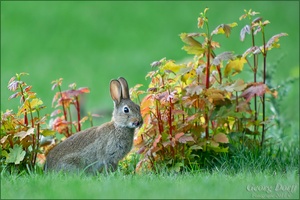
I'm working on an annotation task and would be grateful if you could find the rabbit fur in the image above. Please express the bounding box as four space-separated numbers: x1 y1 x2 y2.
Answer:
44 77 143 174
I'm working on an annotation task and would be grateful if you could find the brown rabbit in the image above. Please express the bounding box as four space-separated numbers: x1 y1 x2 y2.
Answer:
44 77 143 174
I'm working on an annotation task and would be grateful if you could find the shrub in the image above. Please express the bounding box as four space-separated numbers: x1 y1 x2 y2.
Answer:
131 8 287 172
0 74 94 173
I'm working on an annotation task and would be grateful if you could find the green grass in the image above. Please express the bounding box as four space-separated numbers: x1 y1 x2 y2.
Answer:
1 170 299 199
1 144 299 199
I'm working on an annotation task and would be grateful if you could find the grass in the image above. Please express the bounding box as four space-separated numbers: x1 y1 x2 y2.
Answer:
1 144 299 199
1 170 299 199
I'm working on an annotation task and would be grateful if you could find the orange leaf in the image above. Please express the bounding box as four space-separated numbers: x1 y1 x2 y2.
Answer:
140 94 154 117
213 133 229 143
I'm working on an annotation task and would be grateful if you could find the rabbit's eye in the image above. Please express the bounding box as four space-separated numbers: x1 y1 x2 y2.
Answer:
123 106 129 113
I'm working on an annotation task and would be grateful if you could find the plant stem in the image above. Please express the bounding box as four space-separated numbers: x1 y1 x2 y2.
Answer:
261 26 267 147
251 27 258 138
205 39 211 139
155 100 163 134
235 91 240 132
19 85 28 126
33 110 40 166
58 86 70 136
75 96 81 131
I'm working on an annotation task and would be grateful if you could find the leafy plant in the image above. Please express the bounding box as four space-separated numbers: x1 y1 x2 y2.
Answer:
1 74 95 174
50 78 92 138
239 9 287 146
1 73 53 172
131 8 286 172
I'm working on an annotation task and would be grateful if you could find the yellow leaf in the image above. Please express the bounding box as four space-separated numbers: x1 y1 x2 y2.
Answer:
198 17 204 28
211 23 237 38
161 61 184 73
30 98 43 108
228 22 238 28
224 57 247 77
181 68 196 84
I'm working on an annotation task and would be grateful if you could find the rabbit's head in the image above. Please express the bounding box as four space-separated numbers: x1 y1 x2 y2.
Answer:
110 77 143 129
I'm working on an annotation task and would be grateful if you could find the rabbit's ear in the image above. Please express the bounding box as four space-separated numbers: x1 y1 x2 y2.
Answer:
118 77 130 99
110 80 122 104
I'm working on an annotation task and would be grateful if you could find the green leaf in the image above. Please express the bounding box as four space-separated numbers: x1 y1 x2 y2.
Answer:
180 33 205 55
41 129 56 136
5 144 26 164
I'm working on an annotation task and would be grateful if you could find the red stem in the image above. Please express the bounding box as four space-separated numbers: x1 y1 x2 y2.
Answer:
205 39 211 139
58 86 70 137
19 85 28 126
155 100 163 134
75 96 81 131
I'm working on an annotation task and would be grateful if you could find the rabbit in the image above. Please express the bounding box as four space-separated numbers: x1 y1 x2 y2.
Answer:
44 77 143 174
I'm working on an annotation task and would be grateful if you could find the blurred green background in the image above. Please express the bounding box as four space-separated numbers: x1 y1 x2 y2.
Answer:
1 1 299 132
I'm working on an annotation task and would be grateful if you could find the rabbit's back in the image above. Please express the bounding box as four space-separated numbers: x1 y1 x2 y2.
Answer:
45 124 110 172
44 121 135 173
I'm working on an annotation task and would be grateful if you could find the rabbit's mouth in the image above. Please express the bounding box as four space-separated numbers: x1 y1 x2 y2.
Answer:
128 119 143 129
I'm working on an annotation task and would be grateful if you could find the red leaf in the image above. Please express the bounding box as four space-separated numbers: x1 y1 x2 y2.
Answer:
24 85 32 92
153 134 161 148
175 132 185 141
241 82 270 102
178 135 195 144
77 87 90 94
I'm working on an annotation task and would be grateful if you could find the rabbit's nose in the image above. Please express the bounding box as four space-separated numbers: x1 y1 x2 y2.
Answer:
133 121 140 127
